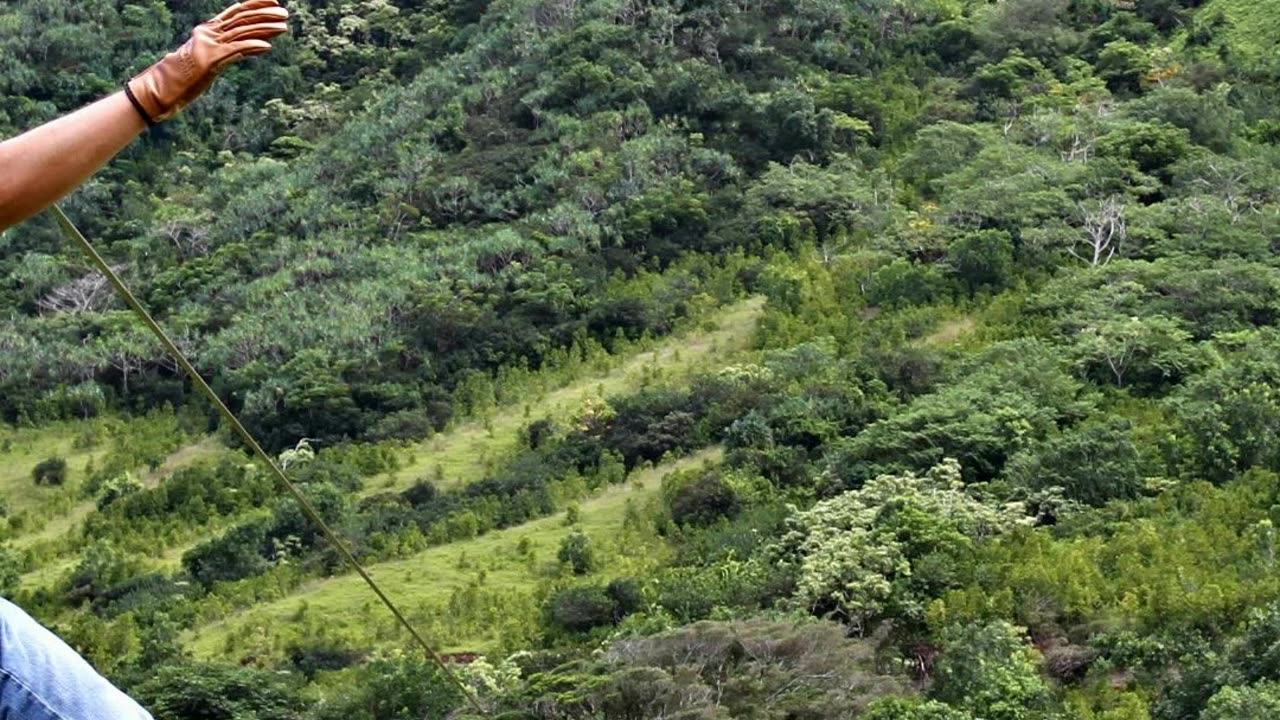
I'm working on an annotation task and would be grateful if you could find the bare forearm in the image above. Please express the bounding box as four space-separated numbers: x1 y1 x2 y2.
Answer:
0 92 146 231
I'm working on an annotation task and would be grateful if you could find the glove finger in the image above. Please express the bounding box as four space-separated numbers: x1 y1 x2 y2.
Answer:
222 21 289 44
234 39 274 56
212 39 274 73
212 0 282 24
218 6 289 32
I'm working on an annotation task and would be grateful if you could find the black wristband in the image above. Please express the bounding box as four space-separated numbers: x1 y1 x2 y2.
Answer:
123 82 157 127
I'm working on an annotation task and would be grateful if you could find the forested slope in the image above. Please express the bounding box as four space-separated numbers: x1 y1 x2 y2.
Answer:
6 0 1280 718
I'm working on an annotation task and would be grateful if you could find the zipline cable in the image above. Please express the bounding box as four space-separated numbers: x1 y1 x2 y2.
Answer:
51 205 488 716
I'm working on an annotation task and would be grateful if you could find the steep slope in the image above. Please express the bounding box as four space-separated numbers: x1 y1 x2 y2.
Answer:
186 447 722 661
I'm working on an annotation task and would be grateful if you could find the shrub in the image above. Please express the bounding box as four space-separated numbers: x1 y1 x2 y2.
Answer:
0 546 21 596
133 663 305 720
96 474 144 510
364 410 435 442
402 480 439 508
864 698 974 720
669 473 740 527
606 577 645 621
288 639 365 679
32 457 68 486
549 586 617 633
525 418 558 449
931 622 1049 720
558 531 596 575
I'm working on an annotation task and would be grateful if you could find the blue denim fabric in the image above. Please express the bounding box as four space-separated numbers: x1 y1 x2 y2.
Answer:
0 598 153 720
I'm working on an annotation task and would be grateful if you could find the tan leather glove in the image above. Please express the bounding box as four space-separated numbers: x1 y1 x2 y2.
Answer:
126 0 290 125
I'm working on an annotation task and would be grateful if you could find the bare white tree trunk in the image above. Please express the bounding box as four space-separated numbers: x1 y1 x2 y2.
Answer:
37 265 128 314
1072 196 1127 267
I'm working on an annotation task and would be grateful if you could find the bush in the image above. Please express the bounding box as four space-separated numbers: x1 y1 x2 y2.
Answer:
606 577 645 620
931 622 1049 720
32 457 68 486
401 480 439 508
363 410 435 442
868 260 950 309
525 418 558 449
669 473 740 528
314 653 461 720
0 546 22 597
949 230 1014 296
864 698 974 720
288 639 365 679
549 586 617 633
1201 682 1280 720
96 474 144 510
133 663 304 720
558 531 596 576
182 519 273 588
1004 419 1144 507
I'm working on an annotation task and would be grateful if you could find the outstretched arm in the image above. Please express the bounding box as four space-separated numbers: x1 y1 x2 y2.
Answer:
0 0 289 232
0 94 147 231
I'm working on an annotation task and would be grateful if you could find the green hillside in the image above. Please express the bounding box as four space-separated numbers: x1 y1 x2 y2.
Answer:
7 0 1280 718
187 447 723 661
1197 0 1280 73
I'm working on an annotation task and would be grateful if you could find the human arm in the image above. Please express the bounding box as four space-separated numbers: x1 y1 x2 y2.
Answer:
0 0 289 232
0 94 147 231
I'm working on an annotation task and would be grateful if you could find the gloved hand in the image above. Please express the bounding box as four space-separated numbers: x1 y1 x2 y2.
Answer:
126 0 290 125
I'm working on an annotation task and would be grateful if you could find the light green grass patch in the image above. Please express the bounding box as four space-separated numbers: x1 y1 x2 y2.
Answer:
374 297 762 495
186 448 723 662
0 420 112 524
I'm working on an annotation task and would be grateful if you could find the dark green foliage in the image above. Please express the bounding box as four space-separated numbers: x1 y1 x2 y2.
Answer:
287 639 364 680
525 418 558 450
548 585 616 634
182 518 273 589
84 459 277 551
132 663 304 720
1171 335 1280 481
605 577 645 620
869 260 950 310
314 653 462 720
827 340 1086 488
1005 419 1145 506
1096 122 1194 178
668 472 740 528
948 231 1015 296
547 577 645 634
62 541 146 606
604 389 703 468
32 457 67 486
94 572 189 619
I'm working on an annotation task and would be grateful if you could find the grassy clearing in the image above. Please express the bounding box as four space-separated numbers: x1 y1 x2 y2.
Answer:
370 296 762 495
0 421 111 523
142 436 229 485
14 435 231 551
187 447 723 662
6 296 760 595
919 316 976 348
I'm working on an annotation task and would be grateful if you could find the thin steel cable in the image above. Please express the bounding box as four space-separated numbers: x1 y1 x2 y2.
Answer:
51 205 486 715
